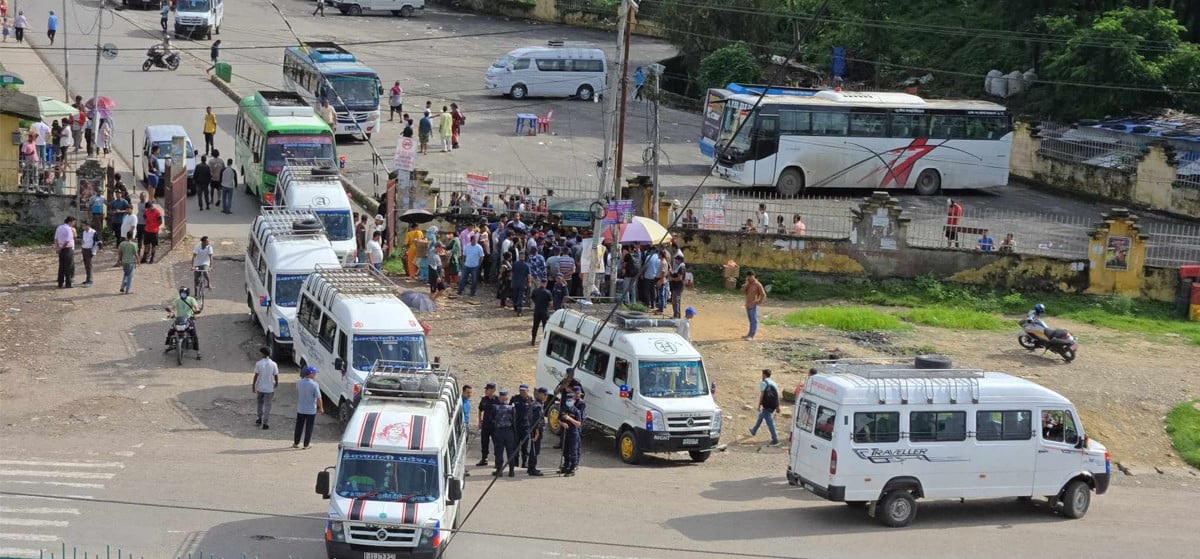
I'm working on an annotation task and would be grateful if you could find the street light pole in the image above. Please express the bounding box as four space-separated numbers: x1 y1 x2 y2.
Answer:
62 0 69 99
89 4 103 144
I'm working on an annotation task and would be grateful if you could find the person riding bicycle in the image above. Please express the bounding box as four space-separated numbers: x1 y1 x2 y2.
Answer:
192 235 214 290
165 286 202 355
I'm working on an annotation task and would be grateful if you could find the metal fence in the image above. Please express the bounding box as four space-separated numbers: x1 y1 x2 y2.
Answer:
2 159 79 195
681 191 855 238
431 171 604 204
1036 122 1145 172
904 205 1095 260
1143 221 1200 268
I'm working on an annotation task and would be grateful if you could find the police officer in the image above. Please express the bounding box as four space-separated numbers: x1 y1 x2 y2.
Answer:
559 391 583 477
528 387 548 476
491 389 518 477
475 383 500 467
511 384 533 469
552 368 583 449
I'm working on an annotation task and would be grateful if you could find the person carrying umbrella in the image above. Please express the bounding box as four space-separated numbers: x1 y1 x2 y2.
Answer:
405 225 424 279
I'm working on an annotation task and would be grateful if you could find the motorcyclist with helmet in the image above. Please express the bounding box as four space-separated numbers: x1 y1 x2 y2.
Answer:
147 36 178 69
1026 303 1048 328
165 286 202 357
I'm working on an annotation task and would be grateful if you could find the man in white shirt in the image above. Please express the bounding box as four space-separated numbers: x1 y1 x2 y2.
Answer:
366 231 385 272
252 347 279 429
192 236 215 289
54 216 76 288
30 117 52 161
80 222 98 287
676 307 695 341
756 203 769 233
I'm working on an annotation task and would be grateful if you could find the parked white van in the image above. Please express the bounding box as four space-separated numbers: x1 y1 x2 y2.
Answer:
275 160 356 262
485 42 606 101
534 309 722 464
329 0 425 17
174 0 223 39
245 209 341 361
294 266 429 426
315 362 466 559
141 125 197 189
786 356 1111 527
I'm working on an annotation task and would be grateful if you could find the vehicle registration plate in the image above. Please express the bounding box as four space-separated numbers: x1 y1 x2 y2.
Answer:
803 483 815 492
364 553 398 559
683 438 699 446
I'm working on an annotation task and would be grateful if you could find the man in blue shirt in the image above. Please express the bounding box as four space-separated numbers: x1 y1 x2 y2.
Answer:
640 248 660 307
633 66 646 101
527 248 547 287
47 11 58 45
977 229 995 252
293 366 324 449
458 234 485 296
418 109 433 155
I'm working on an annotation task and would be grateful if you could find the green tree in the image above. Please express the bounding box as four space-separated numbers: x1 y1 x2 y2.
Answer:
697 42 762 91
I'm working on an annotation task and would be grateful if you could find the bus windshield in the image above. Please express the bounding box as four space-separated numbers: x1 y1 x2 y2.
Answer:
176 0 210 11
639 360 709 398
727 111 755 152
352 334 428 372
266 135 335 174
491 55 513 69
336 451 439 503
314 209 353 242
326 75 380 111
273 273 308 308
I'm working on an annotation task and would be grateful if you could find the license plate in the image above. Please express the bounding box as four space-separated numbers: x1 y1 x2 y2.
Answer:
803 483 815 492
683 438 699 446
364 553 398 559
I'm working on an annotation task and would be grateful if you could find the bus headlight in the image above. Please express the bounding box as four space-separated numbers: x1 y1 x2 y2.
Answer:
711 409 722 436
277 318 291 340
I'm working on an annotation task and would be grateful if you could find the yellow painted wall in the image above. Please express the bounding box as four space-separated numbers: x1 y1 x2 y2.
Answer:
1087 216 1147 297
1 114 23 188
949 254 1086 293
680 232 868 276
1141 266 1181 303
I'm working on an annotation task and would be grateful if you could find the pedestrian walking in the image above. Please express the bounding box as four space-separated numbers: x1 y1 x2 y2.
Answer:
491 390 518 477
46 10 56 44
118 231 138 294
530 279 552 346
193 154 211 210
559 391 582 476
107 190 130 241
141 201 162 264
944 198 963 248
676 307 695 341
388 81 403 121
366 231 385 272
476 383 499 467
145 145 161 197
2 16 11 43
30 117 51 162
159 1 169 33
748 369 781 446
457 234 483 296
438 106 452 152
319 99 336 131
79 222 98 287
252 347 279 429
293 366 323 449
668 254 686 319
207 150 224 208
206 40 221 74
202 107 216 155
741 270 765 340
427 238 445 295
512 384 533 469
496 252 513 308
134 192 148 256
88 190 106 233
58 119 73 160
13 10 25 43
98 118 112 156
511 252 529 316
527 387 547 476
54 216 76 288
418 109 432 155
220 159 236 213
312 0 325 17
450 103 465 149
633 66 646 101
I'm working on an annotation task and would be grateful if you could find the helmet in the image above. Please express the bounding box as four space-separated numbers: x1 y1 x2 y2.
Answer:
1034 303 1046 315
179 286 190 296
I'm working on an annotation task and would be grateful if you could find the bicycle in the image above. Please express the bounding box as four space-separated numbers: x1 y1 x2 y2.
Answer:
193 265 211 306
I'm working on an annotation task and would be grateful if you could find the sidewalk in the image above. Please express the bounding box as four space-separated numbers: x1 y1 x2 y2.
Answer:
0 41 135 180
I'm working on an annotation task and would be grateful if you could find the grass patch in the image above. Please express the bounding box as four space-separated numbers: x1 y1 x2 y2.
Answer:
896 307 1008 330
382 255 407 277
0 224 56 247
780 307 910 332
1165 400 1200 469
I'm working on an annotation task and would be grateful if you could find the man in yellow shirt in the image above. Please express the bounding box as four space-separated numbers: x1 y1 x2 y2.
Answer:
320 99 337 130
203 106 217 156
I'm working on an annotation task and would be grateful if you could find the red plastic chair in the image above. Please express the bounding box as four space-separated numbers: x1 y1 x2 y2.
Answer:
537 110 554 133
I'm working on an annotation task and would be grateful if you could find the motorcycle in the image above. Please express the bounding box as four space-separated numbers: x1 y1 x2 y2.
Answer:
142 47 180 72
1017 318 1078 363
166 315 200 365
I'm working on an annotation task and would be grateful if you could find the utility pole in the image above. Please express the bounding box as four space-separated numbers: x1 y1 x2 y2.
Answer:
604 0 636 299
89 4 104 143
612 0 636 200
649 63 662 213
63 0 69 99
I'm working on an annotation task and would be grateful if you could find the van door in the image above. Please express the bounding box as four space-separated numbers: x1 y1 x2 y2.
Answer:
790 398 837 488
335 331 353 403
752 115 780 186
973 409 1036 497
247 248 268 331
141 133 150 181
576 346 613 426
313 313 340 400
1033 408 1085 495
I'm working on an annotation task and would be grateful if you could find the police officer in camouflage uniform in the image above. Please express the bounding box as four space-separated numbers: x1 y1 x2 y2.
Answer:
475 382 499 467
559 391 583 477
552 368 583 449
527 387 548 476
511 384 533 468
491 389 518 477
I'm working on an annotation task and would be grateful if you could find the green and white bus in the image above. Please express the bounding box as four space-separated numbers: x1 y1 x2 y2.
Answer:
234 90 337 204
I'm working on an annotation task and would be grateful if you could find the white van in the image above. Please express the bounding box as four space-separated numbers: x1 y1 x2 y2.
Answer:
174 0 223 39
329 0 425 17
786 356 1111 527
275 160 356 263
315 363 466 559
294 266 429 426
534 309 722 464
485 42 606 101
141 125 197 190
245 209 342 361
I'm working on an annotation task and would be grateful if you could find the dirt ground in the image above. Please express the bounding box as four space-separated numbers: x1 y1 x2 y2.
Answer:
1 242 1197 476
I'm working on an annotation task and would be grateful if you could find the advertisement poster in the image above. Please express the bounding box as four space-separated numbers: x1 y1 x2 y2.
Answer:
466 173 489 204
701 193 727 230
1104 235 1131 270
603 200 634 226
393 136 416 171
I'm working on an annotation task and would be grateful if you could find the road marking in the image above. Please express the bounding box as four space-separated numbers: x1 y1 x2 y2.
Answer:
0 480 105 489
0 493 94 501
0 518 70 528
0 533 59 542
0 547 44 558
0 506 80 515
0 470 116 480
0 460 124 469
541 552 651 559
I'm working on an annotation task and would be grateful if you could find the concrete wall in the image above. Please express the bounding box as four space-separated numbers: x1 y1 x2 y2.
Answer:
1141 266 1181 303
0 192 77 228
458 0 663 35
1011 121 1200 219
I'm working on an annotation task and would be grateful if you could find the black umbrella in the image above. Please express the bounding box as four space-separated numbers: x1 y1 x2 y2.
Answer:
400 209 435 225
400 290 437 313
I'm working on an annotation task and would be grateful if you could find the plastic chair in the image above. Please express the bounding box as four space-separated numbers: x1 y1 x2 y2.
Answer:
537 110 554 133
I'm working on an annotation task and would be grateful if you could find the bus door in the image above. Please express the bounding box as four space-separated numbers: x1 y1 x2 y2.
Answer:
751 115 780 186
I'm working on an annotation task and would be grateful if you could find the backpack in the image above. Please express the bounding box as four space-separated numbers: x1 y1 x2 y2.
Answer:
761 382 780 410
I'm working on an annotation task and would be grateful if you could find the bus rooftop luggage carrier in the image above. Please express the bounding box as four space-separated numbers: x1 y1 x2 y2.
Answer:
277 158 341 190
253 90 314 118
814 356 984 405
251 208 328 242
302 41 358 63
362 360 458 405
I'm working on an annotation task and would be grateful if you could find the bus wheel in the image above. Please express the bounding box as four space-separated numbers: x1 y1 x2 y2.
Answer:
400 5 414 17
776 168 805 197
347 4 362 15
914 169 942 196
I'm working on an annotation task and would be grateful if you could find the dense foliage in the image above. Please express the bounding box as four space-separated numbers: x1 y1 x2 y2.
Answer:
643 0 1200 119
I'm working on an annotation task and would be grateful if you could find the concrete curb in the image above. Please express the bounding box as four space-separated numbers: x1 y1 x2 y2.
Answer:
206 75 380 215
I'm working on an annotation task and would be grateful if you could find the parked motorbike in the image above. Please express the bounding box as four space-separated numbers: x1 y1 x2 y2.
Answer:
1017 318 1078 362
142 47 180 72
166 316 199 365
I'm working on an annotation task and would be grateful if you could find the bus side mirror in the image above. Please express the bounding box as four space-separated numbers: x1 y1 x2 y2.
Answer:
315 470 331 499
448 478 463 502
333 357 346 373
1075 435 1089 449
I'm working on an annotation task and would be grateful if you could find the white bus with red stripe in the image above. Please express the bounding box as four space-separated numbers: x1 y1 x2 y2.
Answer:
709 86 1012 196
316 363 467 559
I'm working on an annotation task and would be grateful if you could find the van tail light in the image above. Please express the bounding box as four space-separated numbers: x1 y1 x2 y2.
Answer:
1104 451 1111 474
829 449 838 475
